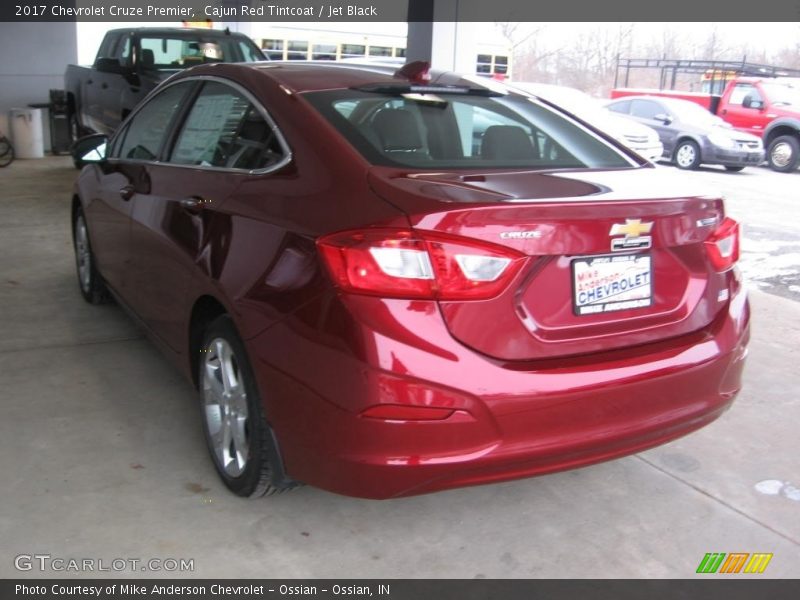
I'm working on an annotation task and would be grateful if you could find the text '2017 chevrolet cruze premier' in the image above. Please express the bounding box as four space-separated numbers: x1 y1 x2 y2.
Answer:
71 61 749 499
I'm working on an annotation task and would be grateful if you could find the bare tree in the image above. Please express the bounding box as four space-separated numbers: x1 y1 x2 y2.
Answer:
495 22 564 83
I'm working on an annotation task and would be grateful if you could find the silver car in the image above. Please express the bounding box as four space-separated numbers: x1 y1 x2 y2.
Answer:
508 83 664 162
606 96 765 171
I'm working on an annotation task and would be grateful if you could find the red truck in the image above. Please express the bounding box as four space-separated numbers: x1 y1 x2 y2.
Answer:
612 77 800 172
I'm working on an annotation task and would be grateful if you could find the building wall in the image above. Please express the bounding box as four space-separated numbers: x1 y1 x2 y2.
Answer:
0 23 78 150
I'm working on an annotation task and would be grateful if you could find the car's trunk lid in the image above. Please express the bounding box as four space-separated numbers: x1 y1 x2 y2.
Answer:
368 166 729 361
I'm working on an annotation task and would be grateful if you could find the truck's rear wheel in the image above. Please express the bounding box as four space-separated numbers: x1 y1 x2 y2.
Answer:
767 135 800 173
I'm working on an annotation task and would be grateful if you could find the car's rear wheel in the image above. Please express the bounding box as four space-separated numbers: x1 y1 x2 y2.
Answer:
724 166 745 172
72 208 111 304
766 135 800 173
199 316 296 498
674 140 701 170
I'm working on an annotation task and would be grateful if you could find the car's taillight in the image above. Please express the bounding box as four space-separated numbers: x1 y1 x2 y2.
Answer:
704 217 740 272
317 229 525 300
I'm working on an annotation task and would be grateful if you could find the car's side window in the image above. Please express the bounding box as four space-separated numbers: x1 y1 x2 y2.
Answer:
729 83 763 107
116 82 193 161
238 40 264 62
607 100 631 115
629 100 663 120
95 33 120 62
170 81 286 170
116 36 132 68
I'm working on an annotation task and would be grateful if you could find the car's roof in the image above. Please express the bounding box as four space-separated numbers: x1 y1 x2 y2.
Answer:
186 61 506 95
610 95 691 107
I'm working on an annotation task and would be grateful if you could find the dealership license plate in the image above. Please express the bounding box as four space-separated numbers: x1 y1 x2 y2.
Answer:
572 254 652 315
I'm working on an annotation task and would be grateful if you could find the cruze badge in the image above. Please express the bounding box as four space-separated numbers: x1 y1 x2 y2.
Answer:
609 219 653 251
500 231 542 239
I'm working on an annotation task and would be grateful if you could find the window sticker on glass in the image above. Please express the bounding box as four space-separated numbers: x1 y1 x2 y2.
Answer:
171 92 248 166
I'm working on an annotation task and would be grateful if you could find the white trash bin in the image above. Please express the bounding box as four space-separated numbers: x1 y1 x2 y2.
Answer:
10 108 45 159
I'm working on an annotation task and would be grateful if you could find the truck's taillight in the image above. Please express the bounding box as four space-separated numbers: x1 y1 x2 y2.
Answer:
704 217 740 272
317 229 525 300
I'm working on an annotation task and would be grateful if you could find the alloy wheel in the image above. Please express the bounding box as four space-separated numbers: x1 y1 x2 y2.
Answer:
202 338 250 477
770 141 792 169
74 215 92 293
676 144 696 168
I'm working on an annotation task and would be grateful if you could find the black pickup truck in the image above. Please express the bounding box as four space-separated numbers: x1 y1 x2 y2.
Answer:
65 28 265 138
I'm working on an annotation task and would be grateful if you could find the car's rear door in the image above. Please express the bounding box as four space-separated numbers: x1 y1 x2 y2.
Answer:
126 78 291 353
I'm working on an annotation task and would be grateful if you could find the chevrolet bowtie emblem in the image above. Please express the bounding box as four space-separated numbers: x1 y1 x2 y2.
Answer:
609 219 653 238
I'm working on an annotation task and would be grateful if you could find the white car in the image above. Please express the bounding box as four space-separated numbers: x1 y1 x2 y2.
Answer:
508 82 664 162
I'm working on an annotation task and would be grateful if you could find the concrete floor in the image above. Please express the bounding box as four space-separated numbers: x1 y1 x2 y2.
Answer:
1 157 798 578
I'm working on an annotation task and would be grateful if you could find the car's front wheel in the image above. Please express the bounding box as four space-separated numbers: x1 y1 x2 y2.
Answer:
766 135 800 173
674 140 701 170
72 208 111 304
199 316 296 498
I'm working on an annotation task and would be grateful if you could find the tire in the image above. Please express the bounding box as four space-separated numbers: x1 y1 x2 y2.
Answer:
674 140 702 170
0 136 13 168
72 208 112 304
198 315 297 498
766 135 800 173
724 166 745 172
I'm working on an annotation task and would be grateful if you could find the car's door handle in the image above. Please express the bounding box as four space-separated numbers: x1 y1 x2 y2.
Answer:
119 185 135 201
87 79 93 85
101 83 108 89
721 109 727 115
179 196 208 212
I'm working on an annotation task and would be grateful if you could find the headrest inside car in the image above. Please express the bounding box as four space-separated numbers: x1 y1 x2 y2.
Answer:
482 125 538 160
373 108 424 152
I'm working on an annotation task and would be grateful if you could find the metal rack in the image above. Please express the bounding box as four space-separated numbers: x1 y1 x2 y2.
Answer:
614 58 800 94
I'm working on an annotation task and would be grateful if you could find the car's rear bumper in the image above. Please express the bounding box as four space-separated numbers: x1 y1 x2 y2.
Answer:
247 280 749 499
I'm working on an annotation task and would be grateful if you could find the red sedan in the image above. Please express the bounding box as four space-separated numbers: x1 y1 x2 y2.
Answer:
70 61 749 499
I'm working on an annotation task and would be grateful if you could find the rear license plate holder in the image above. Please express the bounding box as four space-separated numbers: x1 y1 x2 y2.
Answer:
572 253 652 316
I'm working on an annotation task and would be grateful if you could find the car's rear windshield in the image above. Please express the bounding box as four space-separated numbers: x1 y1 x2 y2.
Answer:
139 36 263 70
303 88 638 170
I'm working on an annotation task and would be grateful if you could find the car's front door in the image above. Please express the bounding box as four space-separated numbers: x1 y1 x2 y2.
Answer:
721 82 770 137
92 80 197 302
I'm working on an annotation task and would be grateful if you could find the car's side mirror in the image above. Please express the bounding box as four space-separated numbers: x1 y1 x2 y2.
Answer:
71 134 108 168
742 95 764 110
653 113 672 125
95 58 130 75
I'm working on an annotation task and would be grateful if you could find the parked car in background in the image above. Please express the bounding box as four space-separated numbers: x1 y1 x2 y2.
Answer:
70 61 748 499
612 76 800 172
509 82 663 162
65 28 265 139
606 95 764 171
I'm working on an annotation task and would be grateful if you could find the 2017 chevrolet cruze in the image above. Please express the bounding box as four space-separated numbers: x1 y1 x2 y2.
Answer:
71 61 749 499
